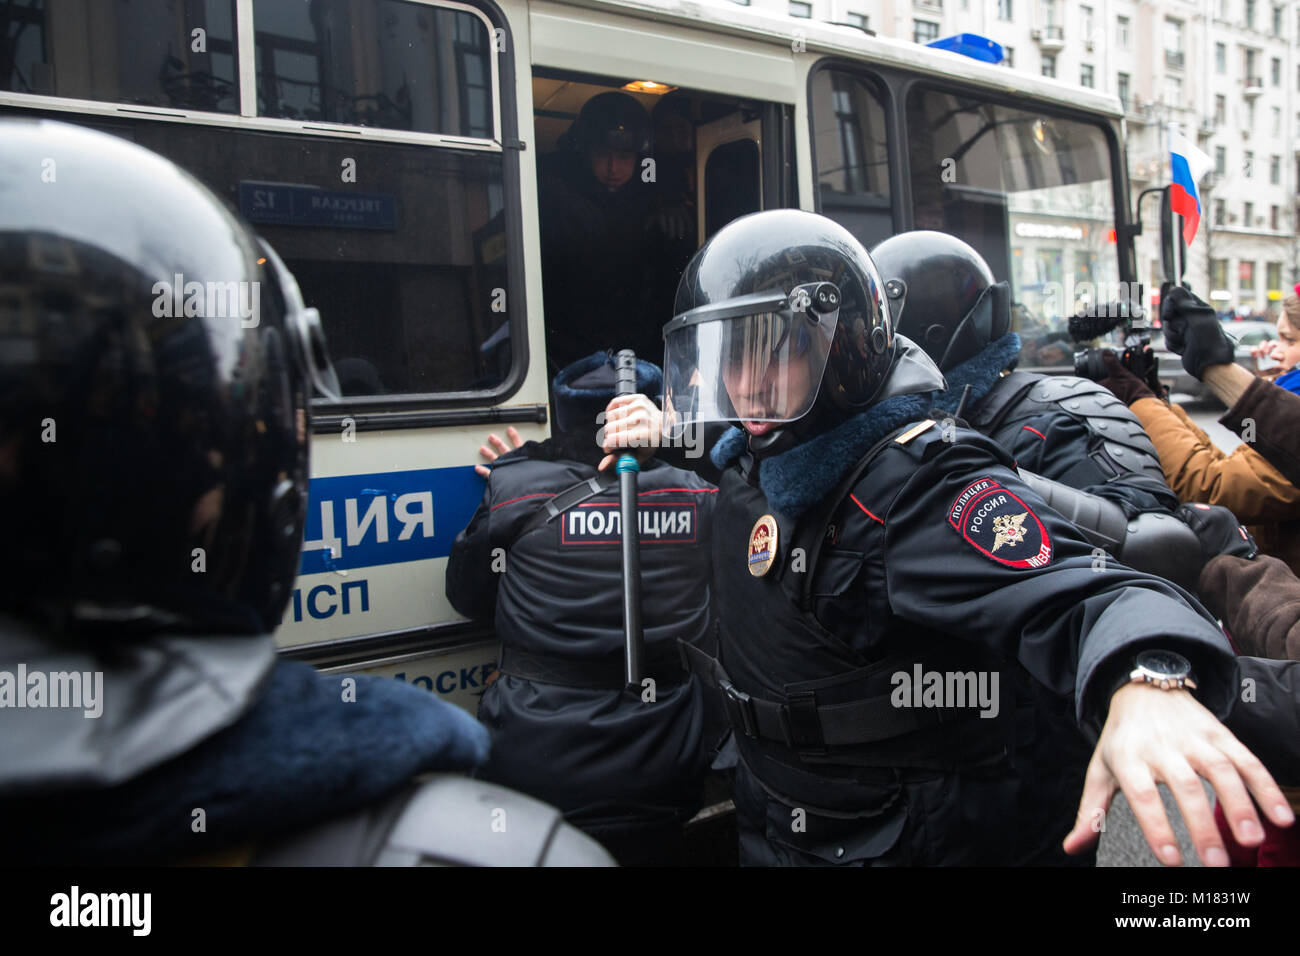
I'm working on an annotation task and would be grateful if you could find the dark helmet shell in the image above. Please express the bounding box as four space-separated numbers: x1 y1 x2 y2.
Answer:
571 91 652 155
672 209 894 416
870 230 1009 371
0 118 313 635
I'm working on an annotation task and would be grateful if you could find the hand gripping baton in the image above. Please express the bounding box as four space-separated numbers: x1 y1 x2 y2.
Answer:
614 350 645 689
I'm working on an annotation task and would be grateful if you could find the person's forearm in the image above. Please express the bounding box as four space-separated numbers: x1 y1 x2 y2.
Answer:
1202 362 1254 408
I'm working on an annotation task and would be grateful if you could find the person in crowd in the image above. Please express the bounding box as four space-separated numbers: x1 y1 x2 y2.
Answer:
1179 503 1300 866
1099 286 1300 576
446 352 717 865
1252 286 1300 396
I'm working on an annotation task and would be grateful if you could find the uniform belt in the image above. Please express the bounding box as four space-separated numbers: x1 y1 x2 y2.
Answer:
499 646 686 691
678 641 975 757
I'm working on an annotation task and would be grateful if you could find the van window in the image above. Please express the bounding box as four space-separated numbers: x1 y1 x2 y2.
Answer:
2 0 516 399
1 0 240 113
253 0 494 138
907 87 1119 369
809 68 892 249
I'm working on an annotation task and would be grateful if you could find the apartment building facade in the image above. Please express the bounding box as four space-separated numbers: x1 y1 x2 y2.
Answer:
723 0 1300 316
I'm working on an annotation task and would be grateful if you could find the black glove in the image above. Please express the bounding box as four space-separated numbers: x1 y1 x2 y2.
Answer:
1160 286 1235 380
1175 502 1260 564
1097 350 1156 405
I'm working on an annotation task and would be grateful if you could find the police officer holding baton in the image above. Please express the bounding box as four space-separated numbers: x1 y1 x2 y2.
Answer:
602 210 1293 866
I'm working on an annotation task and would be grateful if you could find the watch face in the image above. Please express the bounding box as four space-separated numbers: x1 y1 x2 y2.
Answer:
1136 649 1191 680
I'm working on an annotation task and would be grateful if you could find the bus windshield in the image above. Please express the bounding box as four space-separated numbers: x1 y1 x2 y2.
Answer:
907 87 1122 369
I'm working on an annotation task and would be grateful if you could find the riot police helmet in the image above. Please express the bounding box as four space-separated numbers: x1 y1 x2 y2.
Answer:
570 91 652 156
663 210 940 450
0 117 339 638
869 230 1012 372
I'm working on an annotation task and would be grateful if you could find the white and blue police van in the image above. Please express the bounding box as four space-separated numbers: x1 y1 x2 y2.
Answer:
1 0 1142 711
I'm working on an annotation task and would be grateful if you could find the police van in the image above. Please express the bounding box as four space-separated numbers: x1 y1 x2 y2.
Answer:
1 0 1143 711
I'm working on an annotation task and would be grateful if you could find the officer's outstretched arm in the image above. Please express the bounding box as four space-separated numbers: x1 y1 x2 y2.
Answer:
879 433 1292 866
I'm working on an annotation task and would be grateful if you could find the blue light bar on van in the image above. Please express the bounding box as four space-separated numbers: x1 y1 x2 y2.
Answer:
927 33 1004 64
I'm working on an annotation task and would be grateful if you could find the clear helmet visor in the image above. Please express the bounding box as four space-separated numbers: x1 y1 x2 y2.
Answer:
663 285 840 432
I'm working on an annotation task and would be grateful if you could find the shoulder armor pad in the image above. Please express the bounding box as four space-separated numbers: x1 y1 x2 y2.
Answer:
993 375 1167 485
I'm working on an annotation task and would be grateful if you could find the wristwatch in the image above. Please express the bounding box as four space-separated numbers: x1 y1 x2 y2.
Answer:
1129 649 1197 691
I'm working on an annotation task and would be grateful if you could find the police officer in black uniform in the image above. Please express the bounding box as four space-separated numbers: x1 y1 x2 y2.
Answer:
870 231 1178 517
0 119 612 866
603 209 1293 866
447 351 717 865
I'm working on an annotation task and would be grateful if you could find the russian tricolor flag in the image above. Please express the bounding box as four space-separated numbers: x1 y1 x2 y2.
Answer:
1169 125 1213 247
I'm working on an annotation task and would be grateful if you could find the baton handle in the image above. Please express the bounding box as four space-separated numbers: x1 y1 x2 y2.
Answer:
614 350 644 688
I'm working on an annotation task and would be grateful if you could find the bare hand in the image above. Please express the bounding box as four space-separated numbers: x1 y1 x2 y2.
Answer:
598 394 662 472
475 425 523 478
1063 682 1293 866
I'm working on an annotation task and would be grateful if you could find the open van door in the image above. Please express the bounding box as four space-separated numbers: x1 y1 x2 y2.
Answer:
695 112 763 243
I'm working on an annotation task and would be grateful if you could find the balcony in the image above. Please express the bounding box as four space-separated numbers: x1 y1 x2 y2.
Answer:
1244 76 1265 96
1198 115 1217 136
1032 25 1065 51
1165 50 1185 70
915 0 943 10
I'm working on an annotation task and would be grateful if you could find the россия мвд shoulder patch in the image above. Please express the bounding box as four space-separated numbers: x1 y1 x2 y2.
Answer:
947 477 1053 569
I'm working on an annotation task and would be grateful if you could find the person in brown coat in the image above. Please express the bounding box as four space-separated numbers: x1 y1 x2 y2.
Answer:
1098 286 1300 576
1180 502 1300 865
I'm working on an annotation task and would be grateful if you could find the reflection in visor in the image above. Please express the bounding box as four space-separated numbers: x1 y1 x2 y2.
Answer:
663 305 838 431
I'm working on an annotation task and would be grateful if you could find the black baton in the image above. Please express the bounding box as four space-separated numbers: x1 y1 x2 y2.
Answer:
614 349 645 689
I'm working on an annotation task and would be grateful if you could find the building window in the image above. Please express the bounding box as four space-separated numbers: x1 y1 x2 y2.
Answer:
1244 150 1254 177
1215 146 1227 176
914 19 940 43
1214 200 1226 226
846 11 869 29
1081 4 1093 38
789 1 812 17
1117 15 1130 48
1273 5 1284 35
1272 107 1282 136
1270 154 1281 184
1118 72 1130 110
1164 75 1182 105
1217 0 1229 20
1212 259 1228 290
1041 54 1056 78
1245 0 1256 29
1244 201 1254 226
1245 48 1258 82
1164 18 1183 54
1271 206 1280 230
1215 43 1226 73
1246 98 1256 128
1004 46 1014 67
998 0 1013 20
1272 57 1282 86
1240 261 1255 293
1080 64 1094 87
1215 95 1226 125
1268 261 1282 291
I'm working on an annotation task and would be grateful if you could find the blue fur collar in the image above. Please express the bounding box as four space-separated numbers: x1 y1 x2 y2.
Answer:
927 332 1022 415
708 333 1021 518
